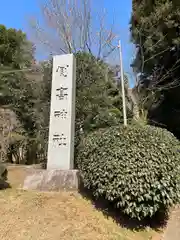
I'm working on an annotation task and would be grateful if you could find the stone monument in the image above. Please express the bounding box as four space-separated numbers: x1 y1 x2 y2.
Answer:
22 54 79 191
47 54 76 170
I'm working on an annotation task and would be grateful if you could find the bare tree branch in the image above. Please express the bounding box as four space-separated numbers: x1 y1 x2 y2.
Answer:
29 0 118 59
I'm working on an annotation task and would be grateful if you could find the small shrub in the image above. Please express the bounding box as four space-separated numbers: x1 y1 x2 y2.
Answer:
76 125 180 220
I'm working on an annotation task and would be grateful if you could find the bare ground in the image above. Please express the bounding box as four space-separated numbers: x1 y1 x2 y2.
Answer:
0 165 162 240
162 206 180 240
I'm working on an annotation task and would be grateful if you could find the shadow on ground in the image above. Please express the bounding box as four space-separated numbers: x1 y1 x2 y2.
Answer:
0 179 11 190
79 182 168 232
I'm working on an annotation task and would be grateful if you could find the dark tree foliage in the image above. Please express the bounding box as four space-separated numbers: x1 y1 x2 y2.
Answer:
0 24 36 165
130 0 180 136
0 24 35 68
0 23 133 167
75 52 132 135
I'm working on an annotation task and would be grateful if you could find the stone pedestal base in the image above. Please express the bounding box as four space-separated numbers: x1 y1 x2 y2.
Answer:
22 169 79 191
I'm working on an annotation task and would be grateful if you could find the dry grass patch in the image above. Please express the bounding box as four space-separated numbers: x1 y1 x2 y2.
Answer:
0 165 162 240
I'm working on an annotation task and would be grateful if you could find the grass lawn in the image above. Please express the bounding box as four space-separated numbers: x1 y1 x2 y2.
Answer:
0 166 162 240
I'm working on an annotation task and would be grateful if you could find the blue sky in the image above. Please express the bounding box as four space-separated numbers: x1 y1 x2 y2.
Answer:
0 0 134 85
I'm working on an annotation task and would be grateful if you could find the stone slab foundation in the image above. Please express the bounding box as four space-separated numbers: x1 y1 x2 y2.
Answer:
22 169 79 191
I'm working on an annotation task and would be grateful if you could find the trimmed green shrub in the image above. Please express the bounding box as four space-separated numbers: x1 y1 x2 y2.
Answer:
76 125 180 220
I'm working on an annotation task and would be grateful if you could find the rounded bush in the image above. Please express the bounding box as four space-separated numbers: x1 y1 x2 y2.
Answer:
76 125 180 220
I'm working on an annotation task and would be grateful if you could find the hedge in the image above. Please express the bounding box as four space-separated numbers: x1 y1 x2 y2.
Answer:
76 125 180 220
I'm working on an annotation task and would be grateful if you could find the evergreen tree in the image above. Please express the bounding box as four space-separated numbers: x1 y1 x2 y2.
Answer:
0 24 35 69
130 0 180 135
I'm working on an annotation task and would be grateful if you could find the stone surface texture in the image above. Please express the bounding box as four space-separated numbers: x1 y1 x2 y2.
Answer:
47 54 76 170
22 169 79 191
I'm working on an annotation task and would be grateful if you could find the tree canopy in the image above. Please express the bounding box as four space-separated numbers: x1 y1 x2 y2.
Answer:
0 21 133 166
0 24 35 69
130 0 180 136
0 24 37 163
